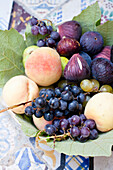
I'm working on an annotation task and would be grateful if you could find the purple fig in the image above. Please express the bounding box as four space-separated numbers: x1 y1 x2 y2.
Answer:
64 53 90 82
91 58 113 84
58 20 82 40
93 46 111 60
57 38 80 58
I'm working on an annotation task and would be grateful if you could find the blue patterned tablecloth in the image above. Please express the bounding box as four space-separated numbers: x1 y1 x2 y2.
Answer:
0 0 113 169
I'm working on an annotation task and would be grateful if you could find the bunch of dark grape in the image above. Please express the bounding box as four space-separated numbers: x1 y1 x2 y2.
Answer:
45 114 98 142
30 17 60 48
25 84 99 142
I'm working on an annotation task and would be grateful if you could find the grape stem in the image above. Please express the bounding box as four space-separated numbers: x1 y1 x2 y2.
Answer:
0 100 34 113
38 19 53 26
37 132 70 140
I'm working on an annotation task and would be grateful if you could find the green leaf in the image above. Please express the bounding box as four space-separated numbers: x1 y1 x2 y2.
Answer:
25 24 48 47
47 130 113 157
72 2 101 34
15 114 38 137
0 28 26 87
97 21 113 46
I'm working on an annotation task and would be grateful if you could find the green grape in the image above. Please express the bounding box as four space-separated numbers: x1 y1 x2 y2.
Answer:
80 79 93 92
90 79 100 92
99 85 113 93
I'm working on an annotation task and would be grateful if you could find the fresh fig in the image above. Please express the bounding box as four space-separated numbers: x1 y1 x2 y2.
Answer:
91 58 113 84
64 53 90 82
93 46 111 60
79 51 92 67
80 31 104 55
57 38 80 58
58 20 82 40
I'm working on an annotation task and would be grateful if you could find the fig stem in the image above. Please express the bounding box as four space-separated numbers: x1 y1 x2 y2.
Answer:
0 100 33 113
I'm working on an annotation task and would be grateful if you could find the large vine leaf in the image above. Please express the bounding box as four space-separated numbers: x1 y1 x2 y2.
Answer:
47 130 113 157
97 21 113 46
15 114 38 137
0 28 26 87
72 2 101 34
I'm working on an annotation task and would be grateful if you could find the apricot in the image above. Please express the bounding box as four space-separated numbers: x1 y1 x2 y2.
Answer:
33 115 52 130
25 47 62 86
2 75 39 114
84 92 113 132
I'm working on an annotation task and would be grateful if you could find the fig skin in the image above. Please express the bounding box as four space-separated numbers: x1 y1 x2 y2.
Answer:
58 20 82 40
91 58 113 84
64 53 90 82
93 46 111 60
57 38 80 58
79 51 92 67
80 31 104 56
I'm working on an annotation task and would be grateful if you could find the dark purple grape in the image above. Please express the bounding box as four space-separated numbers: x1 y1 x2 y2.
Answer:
84 119 96 129
55 109 64 117
31 25 39 35
37 39 46 47
60 119 69 130
68 100 79 112
44 112 54 121
45 89 55 100
30 17 38 26
50 31 60 42
45 124 56 135
79 114 86 124
34 110 43 118
80 127 90 138
71 85 80 97
25 106 35 116
70 126 80 137
55 87 62 97
64 110 70 116
61 91 73 101
39 26 48 35
63 85 72 91
32 101 36 108
78 103 83 113
46 38 56 48
77 135 88 142
52 119 60 129
39 88 46 97
47 25 53 34
49 97 59 109
77 93 85 104
59 99 67 110
35 97 46 108
89 129 98 140
69 115 80 126
41 103 50 112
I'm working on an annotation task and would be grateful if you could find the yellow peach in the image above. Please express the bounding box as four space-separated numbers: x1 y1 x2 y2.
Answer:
2 75 39 114
84 92 113 132
25 47 62 86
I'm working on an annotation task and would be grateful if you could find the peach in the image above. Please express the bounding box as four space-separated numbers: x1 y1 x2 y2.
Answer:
25 47 62 86
84 92 113 132
2 75 39 114
33 115 52 130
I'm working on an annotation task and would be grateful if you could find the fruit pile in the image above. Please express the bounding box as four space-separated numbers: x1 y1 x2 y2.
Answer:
1 3 113 147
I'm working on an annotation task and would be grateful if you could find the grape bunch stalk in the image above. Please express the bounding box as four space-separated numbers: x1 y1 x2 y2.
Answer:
30 17 60 48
